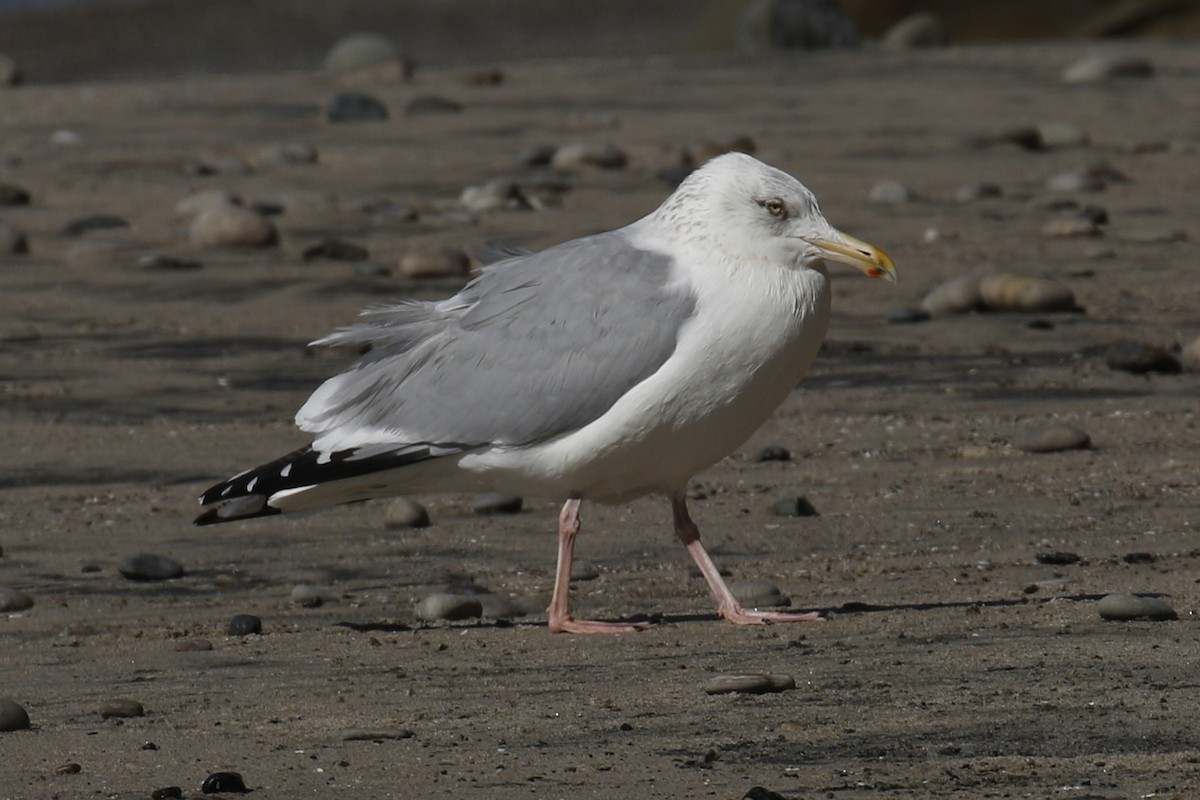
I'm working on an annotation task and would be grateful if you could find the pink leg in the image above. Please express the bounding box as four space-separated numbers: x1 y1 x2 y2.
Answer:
672 495 823 625
546 495 649 634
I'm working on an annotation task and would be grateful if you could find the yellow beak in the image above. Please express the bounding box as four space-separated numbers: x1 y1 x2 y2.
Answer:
809 232 897 282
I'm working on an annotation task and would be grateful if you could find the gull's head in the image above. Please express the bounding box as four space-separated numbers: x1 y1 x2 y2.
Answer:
656 152 896 282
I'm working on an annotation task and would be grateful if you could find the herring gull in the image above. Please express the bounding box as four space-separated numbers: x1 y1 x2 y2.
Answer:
196 152 896 634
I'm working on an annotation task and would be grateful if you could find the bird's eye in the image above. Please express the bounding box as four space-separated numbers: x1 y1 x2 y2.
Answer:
761 199 788 219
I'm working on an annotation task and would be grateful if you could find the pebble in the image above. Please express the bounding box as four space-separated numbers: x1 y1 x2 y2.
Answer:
978 273 1077 313
771 497 818 517
0 183 30 206
868 179 914 204
151 788 183 800
176 188 241 218
1105 341 1181 374
290 584 324 608
227 614 263 636
1113 227 1186 244
326 91 389 123
885 306 930 324
754 445 790 463
415 592 483 622
1097 593 1176 622
1062 53 1153 84
703 673 796 695
550 142 627 171
1045 170 1105 193
744 788 789 800
135 254 202 271
0 221 28 254
1123 552 1156 564
1016 424 1090 453
1035 550 1082 565
0 698 30 731
174 638 214 652
1042 218 1101 238
472 492 523 514
405 95 463 115
0 54 20 86
921 274 982 315
397 247 470 279
727 579 789 608
117 553 183 581
301 238 369 262
201 771 248 794
384 497 431 529
0 587 33 612
460 180 531 213
954 182 1002 202
188 206 277 248
340 727 414 741
62 214 130 236
515 143 558 168
881 12 946 49
100 699 144 719
1181 337 1200 373
324 33 412 79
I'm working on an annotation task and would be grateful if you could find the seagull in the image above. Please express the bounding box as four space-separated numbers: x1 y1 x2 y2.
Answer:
196 152 896 634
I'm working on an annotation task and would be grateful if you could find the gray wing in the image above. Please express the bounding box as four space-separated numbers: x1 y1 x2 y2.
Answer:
296 230 697 453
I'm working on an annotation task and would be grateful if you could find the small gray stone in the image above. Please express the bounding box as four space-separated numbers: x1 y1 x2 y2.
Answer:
1034 122 1088 149
0 698 30 731
460 180 531 213
188 206 277 248
1016 424 1091 453
885 306 930 324
1097 593 1176 621
978 274 1077 313
1035 550 1082 565
0 221 28 254
340 727 414 741
921 275 983 315
290 584 324 608
703 673 796 695
324 33 412 79
754 445 790 463
1180 337 1200 373
728 579 789 608
326 92 389 123
415 592 483 622
550 142 627 171
1062 53 1153 84
868 179 914 204
118 553 183 581
771 497 818 517
1046 170 1105 193
881 12 946 49
0 588 33 612
384 497 431 529
405 95 463 115
1105 341 1180 374
397 247 470 279
472 492 523 515
228 614 263 636
100 699 144 719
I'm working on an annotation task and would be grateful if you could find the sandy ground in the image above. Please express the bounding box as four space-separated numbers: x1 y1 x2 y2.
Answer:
2 40 1200 798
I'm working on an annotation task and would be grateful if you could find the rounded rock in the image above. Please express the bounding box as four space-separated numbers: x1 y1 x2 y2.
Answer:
754 445 791 463
290 584 324 608
188 206 277 248
201 771 248 794
384 497 431 529
1180 337 1200 373
771 497 818 517
978 274 1076 313
1062 53 1153 84
227 614 263 636
100 699 144 719
0 588 33 612
118 553 184 581
1097 593 1177 622
340 727 414 741
152 788 184 800
868 179 914 204
1016 424 1091 453
703 673 796 695
0 698 30 731
460 180 529 213
727 579 789 608
1035 550 1082 565
550 142 627 171
324 33 412 79
397 247 470 279
921 275 982 315
415 592 483 622
881 12 946 49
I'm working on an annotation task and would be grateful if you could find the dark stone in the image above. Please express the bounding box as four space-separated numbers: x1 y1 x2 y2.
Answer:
0 184 30 206
227 614 262 636
152 788 184 800
62 214 129 236
515 143 557 168
302 239 369 262
326 92 389 123
754 445 791 463
771 497 818 517
0 698 30 731
1035 550 1081 565
745 788 789 800
1123 552 1156 564
201 771 248 794
1105 341 1181 374
117 553 184 581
